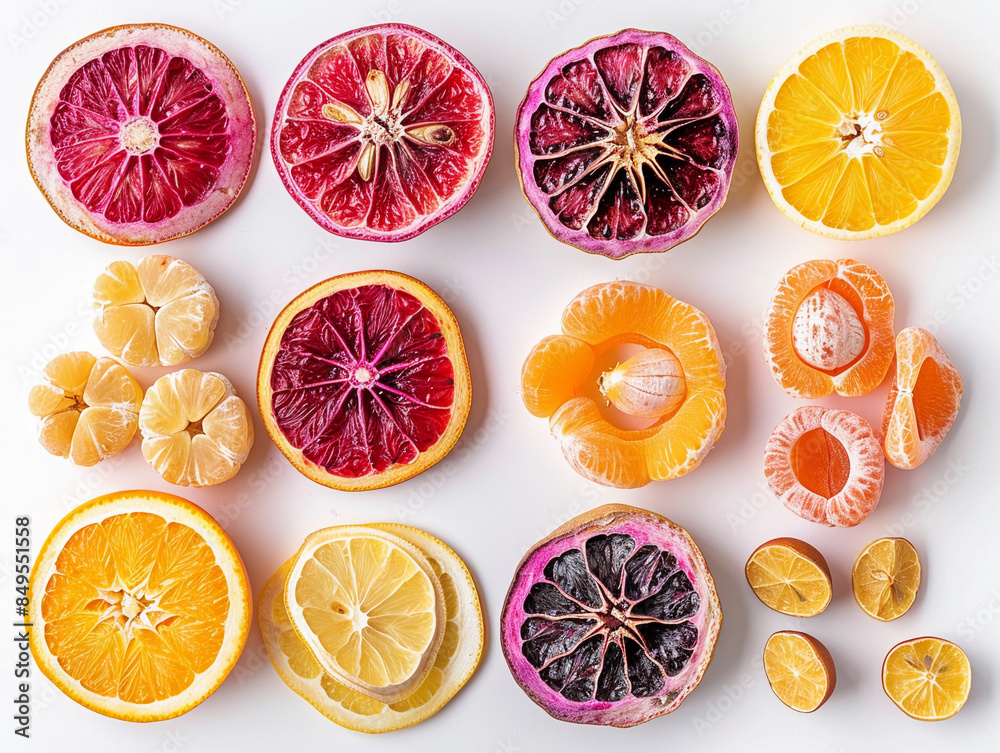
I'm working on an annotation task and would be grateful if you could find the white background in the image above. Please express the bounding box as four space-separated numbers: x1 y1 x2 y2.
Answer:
2 0 998 751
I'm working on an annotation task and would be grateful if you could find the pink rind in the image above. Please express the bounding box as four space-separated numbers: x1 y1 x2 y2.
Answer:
515 29 739 259
270 23 495 243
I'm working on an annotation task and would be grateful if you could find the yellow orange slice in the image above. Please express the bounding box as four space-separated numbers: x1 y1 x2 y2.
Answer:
139 369 253 487
28 351 142 466
745 538 832 617
757 26 960 239
94 255 219 367
283 526 446 704
259 523 484 733
882 637 971 720
28 490 250 721
763 631 836 712
853 537 921 621
882 327 963 469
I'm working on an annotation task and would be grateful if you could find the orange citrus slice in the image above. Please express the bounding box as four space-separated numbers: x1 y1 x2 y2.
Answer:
94 255 219 367
853 537 921 621
882 637 971 720
259 523 483 733
745 538 832 617
139 369 253 487
763 631 836 712
257 270 470 491
28 351 142 466
763 259 895 398
28 490 251 721
521 280 725 488
882 327 963 469
757 26 961 239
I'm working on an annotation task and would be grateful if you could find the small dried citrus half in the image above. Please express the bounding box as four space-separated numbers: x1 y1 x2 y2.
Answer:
28 490 251 721
259 523 483 733
94 255 219 367
763 631 836 712
745 538 832 617
756 26 960 239
882 327 963 469
853 537 921 621
139 369 253 487
882 637 971 721
765 406 884 527
257 270 470 491
520 280 725 488
763 258 894 398
28 351 142 466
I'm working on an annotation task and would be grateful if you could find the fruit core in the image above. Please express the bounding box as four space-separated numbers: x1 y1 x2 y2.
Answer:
792 288 866 371
120 116 159 155
519 532 700 703
837 109 887 160
599 346 686 420
790 427 850 497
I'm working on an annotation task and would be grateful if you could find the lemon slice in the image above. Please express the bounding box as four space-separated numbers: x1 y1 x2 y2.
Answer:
764 631 836 712
745 538 832 617
756 26 960 239
260 523 483 732
853 537 921 621
284 526 446 704
882 637 971 720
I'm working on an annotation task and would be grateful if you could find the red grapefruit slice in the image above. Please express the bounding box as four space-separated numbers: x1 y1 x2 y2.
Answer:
26 24 256 245
271 24 494 242
257 270 470 491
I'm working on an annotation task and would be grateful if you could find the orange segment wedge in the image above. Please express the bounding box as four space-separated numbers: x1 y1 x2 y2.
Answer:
745 538 832 617
882 637 971 720
853 537 921 621
28 352 142 466
520 280 726 489
28 490 250 721
763 631 836 712
763 258 895 398
882 327 963 469
757 26 961 239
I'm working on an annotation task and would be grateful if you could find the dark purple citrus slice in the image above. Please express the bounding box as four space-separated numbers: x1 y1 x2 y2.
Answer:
271 24 494 242
257 270 470 491
501 504 722 726
26 24 256 245
515 29 739 258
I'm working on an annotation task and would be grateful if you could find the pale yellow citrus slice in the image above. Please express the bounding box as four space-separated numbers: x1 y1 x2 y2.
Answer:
28 351 142 466
94 255 219 368
283 526 446 705
259 523 484 733
139 369 253 487
763 631 836 712
28 490 251 721
853 537 921 621
745 538 832 617
882 637 971 720
756 26 960 239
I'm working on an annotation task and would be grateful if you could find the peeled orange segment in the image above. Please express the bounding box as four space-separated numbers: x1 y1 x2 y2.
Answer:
882 637 971 721
26 24 256 245
756 26 961 239
283 526 446 705
765 406 884 527
853 537 921 621
882 327 963 469
515 29 739 258
763 258 895 398
257 270 470 492
94 256 220 367
271 24 494 242
259 524 484 733
139 369 253 487
599 348 686 419
28 490 250 721
28 351 142 466
521 280 725 489
763 631 836 712
745 538 832 617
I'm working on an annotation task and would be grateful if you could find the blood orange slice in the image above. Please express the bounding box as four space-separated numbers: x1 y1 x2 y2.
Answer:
515 29 739 258
27 24 256 245
271 24 494 242
258 271 470 491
